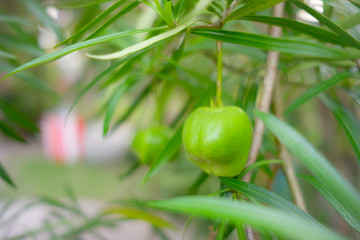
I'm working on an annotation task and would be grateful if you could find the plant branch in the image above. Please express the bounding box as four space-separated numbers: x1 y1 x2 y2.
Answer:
244 2 285 176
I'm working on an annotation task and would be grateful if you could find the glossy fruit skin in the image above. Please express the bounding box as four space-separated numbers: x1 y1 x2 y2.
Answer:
182 106 252 177
132 126 172 165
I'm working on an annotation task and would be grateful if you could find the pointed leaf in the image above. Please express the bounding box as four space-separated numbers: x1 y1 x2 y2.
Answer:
105 207 174 228
57 0 128 46
0 162 16 187
148 196 346 240
288 0 360 50
284 71 352 114
300 174 360 233
0 120 26 142
241 16 349 46
238 159 283 178
254 111 360 219
87 23 190 60
191 29 356 59
225 0 286 22
220 178 316 223
320 95 360 165
1 27 166 81
103 77 137 136
0 97 39 132
83 2 140 40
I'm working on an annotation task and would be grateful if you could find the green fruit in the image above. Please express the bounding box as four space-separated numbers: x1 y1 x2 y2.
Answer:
132 126 172 165
182 106 252 177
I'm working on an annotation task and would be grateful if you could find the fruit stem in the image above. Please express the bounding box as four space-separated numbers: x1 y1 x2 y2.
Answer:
216 40 223 107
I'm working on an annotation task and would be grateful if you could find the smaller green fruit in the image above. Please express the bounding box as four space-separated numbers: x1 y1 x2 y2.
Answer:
132 126 172 165
182 106 252 177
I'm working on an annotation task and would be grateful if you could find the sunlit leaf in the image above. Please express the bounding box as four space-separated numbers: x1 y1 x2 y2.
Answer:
87 23 190 60
255 111 360 218
148 196 346 240
284 71 352 114
105 207 174 228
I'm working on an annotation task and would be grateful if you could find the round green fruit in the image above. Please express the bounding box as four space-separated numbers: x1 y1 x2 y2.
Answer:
132 126 172 165
182 106 252 177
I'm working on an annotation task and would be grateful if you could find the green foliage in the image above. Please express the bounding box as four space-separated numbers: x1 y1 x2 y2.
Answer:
0 0 359 239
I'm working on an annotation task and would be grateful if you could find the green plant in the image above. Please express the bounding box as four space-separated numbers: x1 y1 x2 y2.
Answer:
1 0 360 239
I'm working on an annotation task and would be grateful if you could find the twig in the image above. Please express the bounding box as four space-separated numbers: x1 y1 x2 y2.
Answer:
245 2 285 175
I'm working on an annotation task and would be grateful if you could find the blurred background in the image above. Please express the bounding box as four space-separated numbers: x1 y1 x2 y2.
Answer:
0 0 359 239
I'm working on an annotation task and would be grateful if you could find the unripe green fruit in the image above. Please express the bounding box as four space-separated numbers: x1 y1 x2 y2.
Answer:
132 126 172 165
182 106 252 177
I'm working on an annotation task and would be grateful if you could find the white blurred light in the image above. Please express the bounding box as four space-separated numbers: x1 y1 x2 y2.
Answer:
297 0 324 22
46 6 59 20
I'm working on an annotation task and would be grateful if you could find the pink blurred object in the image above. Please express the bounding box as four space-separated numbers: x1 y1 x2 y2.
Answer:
41 109 85 164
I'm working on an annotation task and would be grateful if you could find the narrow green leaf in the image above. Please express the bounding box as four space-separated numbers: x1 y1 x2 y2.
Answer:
215 220 227 240
164 1 175 27
336 12 360 30
56 0 112 8
142 125 182 183
220 178 316 223
0 14 36 27
0 34 43 57
0 162 16 187
191 29 356 59
288 0 360 50
0 97 39 132
300 174 360 233
1 26 166 81
105 207 174 228
0 49 16 59
320 95 360 165
83 2 141 41
148 196 346 240
238 159 283 178
180 0 213 24
67 52 145 118
19 0 65 41
87 23 190 60
187 171 209 195
225 0 286 22
241 16 349 46
236 223 246 240
113 84 151 129
0 120 26 142
284 71 352 114
103 77 137 136
57 0 128 46
254 111 360 218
